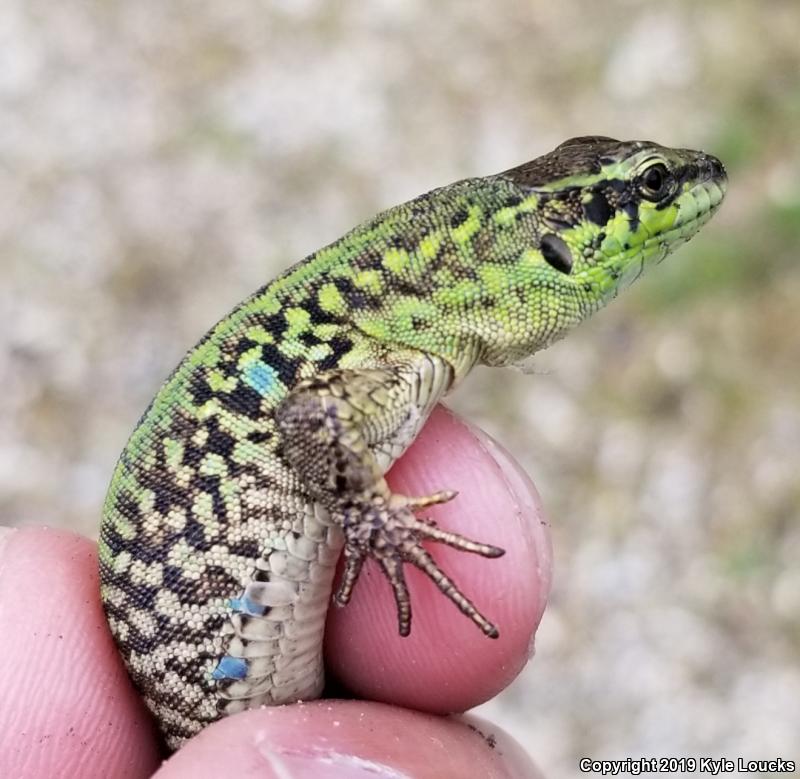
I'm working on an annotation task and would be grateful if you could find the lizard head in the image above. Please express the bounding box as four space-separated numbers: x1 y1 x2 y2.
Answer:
474 136 727 364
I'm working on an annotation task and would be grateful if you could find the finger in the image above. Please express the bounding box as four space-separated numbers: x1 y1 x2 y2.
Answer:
155 700 543 779
0 527 161 779
324 405 552 713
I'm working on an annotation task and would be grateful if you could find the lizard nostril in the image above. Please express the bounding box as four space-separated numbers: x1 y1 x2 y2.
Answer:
702 154 727 182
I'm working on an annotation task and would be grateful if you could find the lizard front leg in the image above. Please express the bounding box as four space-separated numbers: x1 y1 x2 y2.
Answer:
275 353 505 638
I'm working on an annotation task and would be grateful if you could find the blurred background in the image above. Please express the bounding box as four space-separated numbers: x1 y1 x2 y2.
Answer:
1 0 798 774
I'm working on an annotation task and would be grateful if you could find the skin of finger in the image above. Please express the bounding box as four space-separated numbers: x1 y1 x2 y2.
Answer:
0 527 161 779
155 700 543 779
324 405 552 713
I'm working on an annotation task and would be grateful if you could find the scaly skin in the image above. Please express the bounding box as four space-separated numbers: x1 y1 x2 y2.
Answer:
99 136 727 748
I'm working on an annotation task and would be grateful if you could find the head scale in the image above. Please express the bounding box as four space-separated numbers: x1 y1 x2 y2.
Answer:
500 136 727 284
469 135 728 364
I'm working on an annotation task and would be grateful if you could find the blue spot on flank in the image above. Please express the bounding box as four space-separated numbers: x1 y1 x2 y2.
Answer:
228 596 267 616
243 361 278 397
211 655 249 681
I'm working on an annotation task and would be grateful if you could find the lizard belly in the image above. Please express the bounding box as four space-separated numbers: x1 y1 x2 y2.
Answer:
211 501 342 718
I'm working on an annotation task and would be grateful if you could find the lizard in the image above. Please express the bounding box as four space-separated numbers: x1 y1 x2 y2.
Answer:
99 136 727 749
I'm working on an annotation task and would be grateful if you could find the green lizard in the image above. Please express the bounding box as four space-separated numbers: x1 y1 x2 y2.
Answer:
99 136 727 748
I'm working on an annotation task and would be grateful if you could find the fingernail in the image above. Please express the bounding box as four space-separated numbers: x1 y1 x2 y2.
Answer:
256 745 412 779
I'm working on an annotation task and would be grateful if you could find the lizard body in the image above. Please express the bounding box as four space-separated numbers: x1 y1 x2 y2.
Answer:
99 136 726 748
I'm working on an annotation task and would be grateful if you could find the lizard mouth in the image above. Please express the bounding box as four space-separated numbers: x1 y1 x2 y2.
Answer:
651 176 727 261
675 175 727 226
597 176 727 293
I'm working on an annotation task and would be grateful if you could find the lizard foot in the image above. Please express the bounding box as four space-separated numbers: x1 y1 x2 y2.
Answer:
334 488 505 638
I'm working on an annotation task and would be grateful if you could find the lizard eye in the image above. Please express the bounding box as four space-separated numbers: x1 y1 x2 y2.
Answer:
639 163 670 201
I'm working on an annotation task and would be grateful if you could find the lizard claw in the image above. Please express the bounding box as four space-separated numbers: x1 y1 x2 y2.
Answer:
334 488 504 638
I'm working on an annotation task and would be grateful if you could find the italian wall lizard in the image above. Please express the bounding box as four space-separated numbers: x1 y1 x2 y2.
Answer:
99 136 727 748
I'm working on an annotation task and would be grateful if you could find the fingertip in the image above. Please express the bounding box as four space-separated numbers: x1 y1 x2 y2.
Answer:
0 527 161 779
156 701 541 779
325 405 552 712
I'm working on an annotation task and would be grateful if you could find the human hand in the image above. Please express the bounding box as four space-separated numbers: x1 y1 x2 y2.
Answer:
0 407 550 778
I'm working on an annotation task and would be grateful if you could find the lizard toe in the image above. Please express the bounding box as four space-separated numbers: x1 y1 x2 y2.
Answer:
337 491 502 638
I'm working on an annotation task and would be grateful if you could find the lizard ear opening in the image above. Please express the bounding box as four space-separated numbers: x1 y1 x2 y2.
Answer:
540 233 573 274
